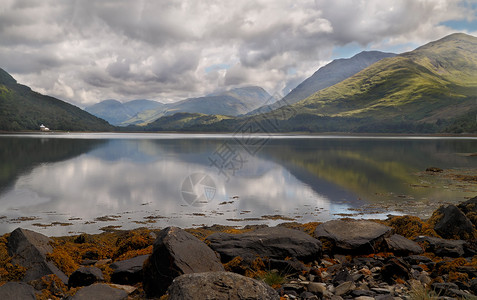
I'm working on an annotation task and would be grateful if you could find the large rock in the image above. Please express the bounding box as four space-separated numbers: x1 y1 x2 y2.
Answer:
142 226 224 297
167 271 279 300
68 266 104 288
110 255 148 285
414 236 466 257
0 282 36 300
314 220 392 254
7 228 68 283
385 234 423 255
206 226 322 262
457 196 477 226
70 283 128 300
431 204 474 240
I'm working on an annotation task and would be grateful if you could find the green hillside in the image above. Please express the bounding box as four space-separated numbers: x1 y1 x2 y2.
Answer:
0 69 113 131
150 33 476 133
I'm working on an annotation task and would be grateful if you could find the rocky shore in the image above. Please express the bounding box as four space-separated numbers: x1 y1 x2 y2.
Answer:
0 196 476 299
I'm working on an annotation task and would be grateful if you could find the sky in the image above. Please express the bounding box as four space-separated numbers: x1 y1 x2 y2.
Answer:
1 0 476 108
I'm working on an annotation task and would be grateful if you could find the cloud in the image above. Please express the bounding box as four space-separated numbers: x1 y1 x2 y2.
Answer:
0 0 475 107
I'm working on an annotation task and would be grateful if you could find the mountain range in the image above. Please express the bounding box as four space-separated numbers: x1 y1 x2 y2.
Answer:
142 33 477 133
89 86 273 126
0 69 112 131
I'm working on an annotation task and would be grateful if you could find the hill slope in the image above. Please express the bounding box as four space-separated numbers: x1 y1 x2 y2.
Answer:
123 86 272 126
85 99 164 125
0 69 113 131
248 51 396 115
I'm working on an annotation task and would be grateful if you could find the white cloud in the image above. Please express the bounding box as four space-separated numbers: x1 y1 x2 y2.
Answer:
0 0 474 107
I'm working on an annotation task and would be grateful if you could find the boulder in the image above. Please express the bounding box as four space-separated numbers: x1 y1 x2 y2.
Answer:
7 228 68 284
314 220 392 254
431 205 474 240
110 255 148 285
380 257 410 284
457 196 477 226
167 271 279 300
70 283 128 300
384 234 423 255
0 282 36 300
414 236 466 257
68 266 104 288
206 226 322 262
142 227 224 297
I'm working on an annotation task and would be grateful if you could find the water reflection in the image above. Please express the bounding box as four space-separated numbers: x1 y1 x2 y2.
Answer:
0 134 476 236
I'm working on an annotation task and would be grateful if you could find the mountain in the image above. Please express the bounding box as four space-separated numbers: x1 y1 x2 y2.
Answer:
0 69 113 131
123 86 272 126
85 99 164 125
248 51 396 115
142 33 477 133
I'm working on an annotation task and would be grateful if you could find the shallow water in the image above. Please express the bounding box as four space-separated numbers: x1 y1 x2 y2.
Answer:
0 133 476 236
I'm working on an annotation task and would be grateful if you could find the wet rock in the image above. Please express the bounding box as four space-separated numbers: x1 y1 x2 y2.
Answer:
206 226 322 263
0 282 36 300
7 228 68 284
70 283 128 300
314 219 392 254
142 226 224 297
167 271 279 300
432 204 474 240
110 255 148 285
385 234 423 255
68 266 104 288
414 236 466 257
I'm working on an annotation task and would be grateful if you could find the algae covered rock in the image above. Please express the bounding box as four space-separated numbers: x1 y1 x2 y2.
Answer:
430 204 474 240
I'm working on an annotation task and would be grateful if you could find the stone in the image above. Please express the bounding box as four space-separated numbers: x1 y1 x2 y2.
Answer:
314 220 392 254
431 282 458 295
470 278 477 295
7 228 68 284
68 266 104 288
354 297 375 300
334 281 356 296
426 167 443 172
458 196 477 226
307 282 326 295
0 282 36 300
384 234 423 255
432 204 474 240
268 257 310 274
300 291 318 299
414 236 466 257
142 226 224 297
403 255 433 265
70 283 128 300
206 226 322 263
110 255 148 285
381 257 410 284
167 271 279 300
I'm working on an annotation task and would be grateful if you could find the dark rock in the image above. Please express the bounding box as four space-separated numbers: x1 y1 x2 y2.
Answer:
381 257 410 284
268 257 310 274
470 278 477 295
384 234 423 255
334 281 356 296
351 289 376 297
29 274 68 298
142 226 224 297
7 228 68 284
332 269 353 285
70 283 128 300
0 282 36 300
426 167 443 172
206 226 322 263
352 257 382 268
375 295 394 300
314 220 392 254
432 204 474 240
282 283 304 293
110 255 148 285
307 282 326 296
167 271 279 300
415 236 466 257
456 265 477 278
68 266 104 288
458 196 477 226
403 255 433 265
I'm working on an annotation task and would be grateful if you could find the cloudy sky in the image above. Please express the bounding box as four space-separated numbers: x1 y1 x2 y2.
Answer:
1 0 476 107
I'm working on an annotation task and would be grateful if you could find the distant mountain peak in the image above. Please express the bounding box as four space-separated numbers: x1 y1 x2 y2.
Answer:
0 68 17 85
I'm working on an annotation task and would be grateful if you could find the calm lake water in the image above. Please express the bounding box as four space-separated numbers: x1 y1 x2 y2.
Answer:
0 133 476 236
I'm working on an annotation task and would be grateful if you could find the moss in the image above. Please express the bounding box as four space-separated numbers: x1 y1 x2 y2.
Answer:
0 233 26 282
114 229 155 260
32 274 68 300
